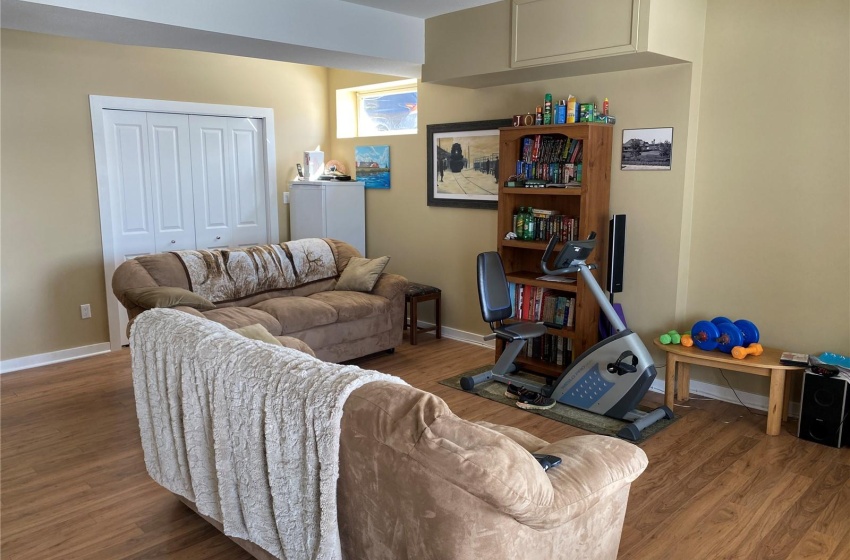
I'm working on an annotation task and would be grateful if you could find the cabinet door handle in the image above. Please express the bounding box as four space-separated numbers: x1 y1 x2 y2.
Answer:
171 240 176 244
216 236 221 240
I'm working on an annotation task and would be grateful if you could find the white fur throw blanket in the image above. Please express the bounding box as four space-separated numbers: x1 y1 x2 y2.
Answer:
130 309 406 559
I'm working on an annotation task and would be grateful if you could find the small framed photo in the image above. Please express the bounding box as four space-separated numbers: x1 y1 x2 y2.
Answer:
621 127 673 170
427 119 511 209
355 145 390 189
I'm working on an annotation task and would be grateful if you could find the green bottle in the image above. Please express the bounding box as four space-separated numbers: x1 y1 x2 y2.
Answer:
524 207 535 241
515 207 526 238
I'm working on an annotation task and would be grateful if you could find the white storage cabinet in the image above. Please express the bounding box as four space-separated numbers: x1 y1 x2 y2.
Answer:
289 180 366 255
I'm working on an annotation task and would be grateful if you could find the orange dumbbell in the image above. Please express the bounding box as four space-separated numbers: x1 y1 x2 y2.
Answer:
731 343 763 360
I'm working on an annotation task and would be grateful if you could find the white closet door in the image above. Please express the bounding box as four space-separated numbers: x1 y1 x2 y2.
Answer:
102 110 155 346
190 115 232 249
103 110 156 260
147 113 195 252
229 117 268 247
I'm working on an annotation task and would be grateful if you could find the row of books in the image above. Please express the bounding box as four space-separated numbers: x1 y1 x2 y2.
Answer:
508 283 576 328
520 135 583 164
523 334 573 367
512 213 580 243
514 161 582 184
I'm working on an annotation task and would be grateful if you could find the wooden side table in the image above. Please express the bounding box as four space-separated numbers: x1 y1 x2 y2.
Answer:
653 339 804 436
404 283 441 345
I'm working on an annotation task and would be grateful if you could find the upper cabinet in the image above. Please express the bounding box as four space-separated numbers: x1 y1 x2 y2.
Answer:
423 0 706 89
512 0 642 68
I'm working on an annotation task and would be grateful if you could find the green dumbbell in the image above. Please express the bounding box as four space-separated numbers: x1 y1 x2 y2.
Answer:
659 330 682 345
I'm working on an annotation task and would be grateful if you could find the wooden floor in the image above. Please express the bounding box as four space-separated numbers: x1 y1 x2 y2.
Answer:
3 334 849 559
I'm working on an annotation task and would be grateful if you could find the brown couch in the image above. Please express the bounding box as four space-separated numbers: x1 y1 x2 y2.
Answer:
152 362 648 560
130 307 648 560
337 383 649 559
112 238 407 362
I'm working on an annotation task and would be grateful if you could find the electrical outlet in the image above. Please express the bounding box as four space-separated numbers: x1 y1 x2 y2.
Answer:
81 304 91 319
283 191 290 204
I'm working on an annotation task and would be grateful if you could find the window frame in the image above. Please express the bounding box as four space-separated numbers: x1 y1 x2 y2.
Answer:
355 85 418 137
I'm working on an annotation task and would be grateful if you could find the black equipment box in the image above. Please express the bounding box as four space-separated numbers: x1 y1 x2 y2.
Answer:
797 370 850 448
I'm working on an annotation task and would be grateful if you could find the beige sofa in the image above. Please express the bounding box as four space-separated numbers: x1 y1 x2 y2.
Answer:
133 317 648 560
112 238 407 362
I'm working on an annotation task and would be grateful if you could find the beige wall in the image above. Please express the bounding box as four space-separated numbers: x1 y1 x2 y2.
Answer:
686 0 850 393
329 65 694 339
0 30 329 360
4 0 848 403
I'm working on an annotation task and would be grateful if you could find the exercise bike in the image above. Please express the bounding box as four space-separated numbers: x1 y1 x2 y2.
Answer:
461 233 673 441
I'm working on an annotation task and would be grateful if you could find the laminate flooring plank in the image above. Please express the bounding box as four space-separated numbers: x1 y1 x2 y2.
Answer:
787 477 850 559
751 463 850 560
686 471 810 560
618 434 760 557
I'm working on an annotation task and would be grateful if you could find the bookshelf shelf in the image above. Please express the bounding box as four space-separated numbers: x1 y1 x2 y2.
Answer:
497 122 613 378
505 271 578 293
500 186 583 196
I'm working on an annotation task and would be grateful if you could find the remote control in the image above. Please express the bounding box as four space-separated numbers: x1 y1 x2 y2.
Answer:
532 454 562 471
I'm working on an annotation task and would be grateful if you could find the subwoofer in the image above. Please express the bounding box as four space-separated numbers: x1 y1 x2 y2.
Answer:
797 371 849 448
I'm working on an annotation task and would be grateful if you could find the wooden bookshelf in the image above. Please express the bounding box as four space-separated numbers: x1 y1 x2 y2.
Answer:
497 122 613 378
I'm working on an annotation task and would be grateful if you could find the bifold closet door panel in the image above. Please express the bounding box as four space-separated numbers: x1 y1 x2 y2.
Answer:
102 110 156 260
188 116 268 250
147 113 195 253
189 115 233 249
229 117 268 247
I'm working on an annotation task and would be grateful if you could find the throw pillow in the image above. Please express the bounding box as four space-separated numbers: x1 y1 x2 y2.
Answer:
233 323 283 346
335 256 389 292
123 286 215 311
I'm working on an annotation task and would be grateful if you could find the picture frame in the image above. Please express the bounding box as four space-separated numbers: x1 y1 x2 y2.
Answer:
427 119 512 209
621 127 673 170
355 145 390 189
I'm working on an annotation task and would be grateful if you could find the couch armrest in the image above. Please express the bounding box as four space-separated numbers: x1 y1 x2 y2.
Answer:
370 273 407 302
475 421 550 452
519 435 648 530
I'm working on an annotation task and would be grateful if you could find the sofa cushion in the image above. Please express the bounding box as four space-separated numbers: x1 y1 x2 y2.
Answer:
251 297 338 334
335 256 389 292
233 323 283 346
123 286 215 311
201 307 282 334
308 291 390 322
275 336 316 357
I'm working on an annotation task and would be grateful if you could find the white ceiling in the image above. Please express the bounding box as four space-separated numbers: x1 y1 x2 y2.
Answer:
1 0 504 77
339 0 500 19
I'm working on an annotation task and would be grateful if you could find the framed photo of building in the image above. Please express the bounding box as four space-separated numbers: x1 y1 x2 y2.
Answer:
427 119 511 209
621 127 673 170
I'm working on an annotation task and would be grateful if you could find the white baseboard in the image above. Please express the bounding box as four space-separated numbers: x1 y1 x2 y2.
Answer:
649 376 800 418
0 342 112 374
418 321 798 417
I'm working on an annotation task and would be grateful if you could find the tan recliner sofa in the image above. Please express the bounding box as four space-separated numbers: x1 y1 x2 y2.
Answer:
112 238 406 362
131 309 648 560
337 382 648 559
179 379 648 560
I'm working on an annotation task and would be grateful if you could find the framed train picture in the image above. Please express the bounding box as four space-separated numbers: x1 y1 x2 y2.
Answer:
427 119 511 209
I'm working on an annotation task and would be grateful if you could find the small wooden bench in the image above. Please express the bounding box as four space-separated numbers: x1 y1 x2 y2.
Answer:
404 283 441 345
653 339 805 436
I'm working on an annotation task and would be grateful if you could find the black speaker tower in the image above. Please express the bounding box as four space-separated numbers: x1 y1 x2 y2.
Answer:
798 371 849 448
607 214 626 296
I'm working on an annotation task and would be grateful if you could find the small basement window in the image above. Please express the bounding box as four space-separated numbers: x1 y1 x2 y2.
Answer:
336 79 417 138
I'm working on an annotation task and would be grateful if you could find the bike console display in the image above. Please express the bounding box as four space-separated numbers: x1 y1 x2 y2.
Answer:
542 232 597 275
